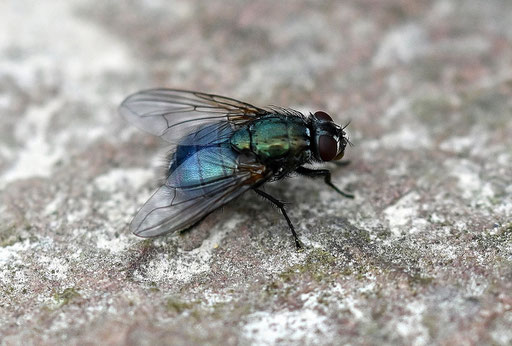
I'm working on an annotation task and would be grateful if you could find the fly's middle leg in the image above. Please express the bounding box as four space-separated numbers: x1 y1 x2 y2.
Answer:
253 188 303 249
296 166 354 199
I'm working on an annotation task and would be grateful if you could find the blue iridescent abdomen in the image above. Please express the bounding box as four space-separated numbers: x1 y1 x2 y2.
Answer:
168 123 238 191
169 144 237 189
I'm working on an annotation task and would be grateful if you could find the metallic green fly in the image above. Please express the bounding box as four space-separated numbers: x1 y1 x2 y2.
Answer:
119 89 353 248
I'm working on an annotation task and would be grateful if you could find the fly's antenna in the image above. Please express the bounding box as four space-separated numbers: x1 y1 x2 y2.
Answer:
341 120 353 146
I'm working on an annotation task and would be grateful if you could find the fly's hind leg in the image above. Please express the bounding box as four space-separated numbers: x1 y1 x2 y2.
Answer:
296 166 354 199
253 188 303 249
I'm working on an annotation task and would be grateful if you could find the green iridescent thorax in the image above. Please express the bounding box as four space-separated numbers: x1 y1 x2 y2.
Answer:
230 115 310 161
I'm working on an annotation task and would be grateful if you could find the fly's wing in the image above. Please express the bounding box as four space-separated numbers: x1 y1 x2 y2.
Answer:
119 88 268 144
131 146 267 237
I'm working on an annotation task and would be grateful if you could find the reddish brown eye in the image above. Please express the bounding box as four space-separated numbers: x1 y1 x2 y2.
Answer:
314 111 332 122
318 135 338 161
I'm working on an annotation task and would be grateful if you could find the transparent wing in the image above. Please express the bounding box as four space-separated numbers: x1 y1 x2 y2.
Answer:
131 146 268 237
119 88 267 144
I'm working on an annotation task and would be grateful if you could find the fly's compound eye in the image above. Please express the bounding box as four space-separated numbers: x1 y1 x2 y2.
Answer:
318 135 338 161
314 111 333 122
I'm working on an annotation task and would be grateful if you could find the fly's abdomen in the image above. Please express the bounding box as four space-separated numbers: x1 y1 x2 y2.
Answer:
168 144 238 193
167 121 238 192
230 116 309 161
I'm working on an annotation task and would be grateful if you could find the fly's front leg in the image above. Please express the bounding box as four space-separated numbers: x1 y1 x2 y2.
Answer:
296 166 354 199
253 188 303 249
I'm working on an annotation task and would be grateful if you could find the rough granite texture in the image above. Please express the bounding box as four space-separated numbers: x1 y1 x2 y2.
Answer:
1 0 511 345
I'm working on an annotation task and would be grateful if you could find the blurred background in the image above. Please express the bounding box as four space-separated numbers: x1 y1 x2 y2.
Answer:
1 1 511 345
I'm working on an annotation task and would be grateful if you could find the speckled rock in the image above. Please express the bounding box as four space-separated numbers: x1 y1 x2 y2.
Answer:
1 0 511 345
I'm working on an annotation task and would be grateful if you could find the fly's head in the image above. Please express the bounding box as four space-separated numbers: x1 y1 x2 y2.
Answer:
310 111 351 162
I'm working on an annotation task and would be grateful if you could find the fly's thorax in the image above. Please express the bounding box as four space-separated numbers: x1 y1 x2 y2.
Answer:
230 128 251 152
230 115 310 162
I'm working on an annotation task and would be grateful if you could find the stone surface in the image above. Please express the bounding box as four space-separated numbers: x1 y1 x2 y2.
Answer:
1 0 511 345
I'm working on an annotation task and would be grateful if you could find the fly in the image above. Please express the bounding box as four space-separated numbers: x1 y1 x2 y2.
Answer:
119 89 354 249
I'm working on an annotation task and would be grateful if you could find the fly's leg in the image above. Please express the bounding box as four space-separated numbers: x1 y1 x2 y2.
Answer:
253 188 303 249
296 166 354 199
